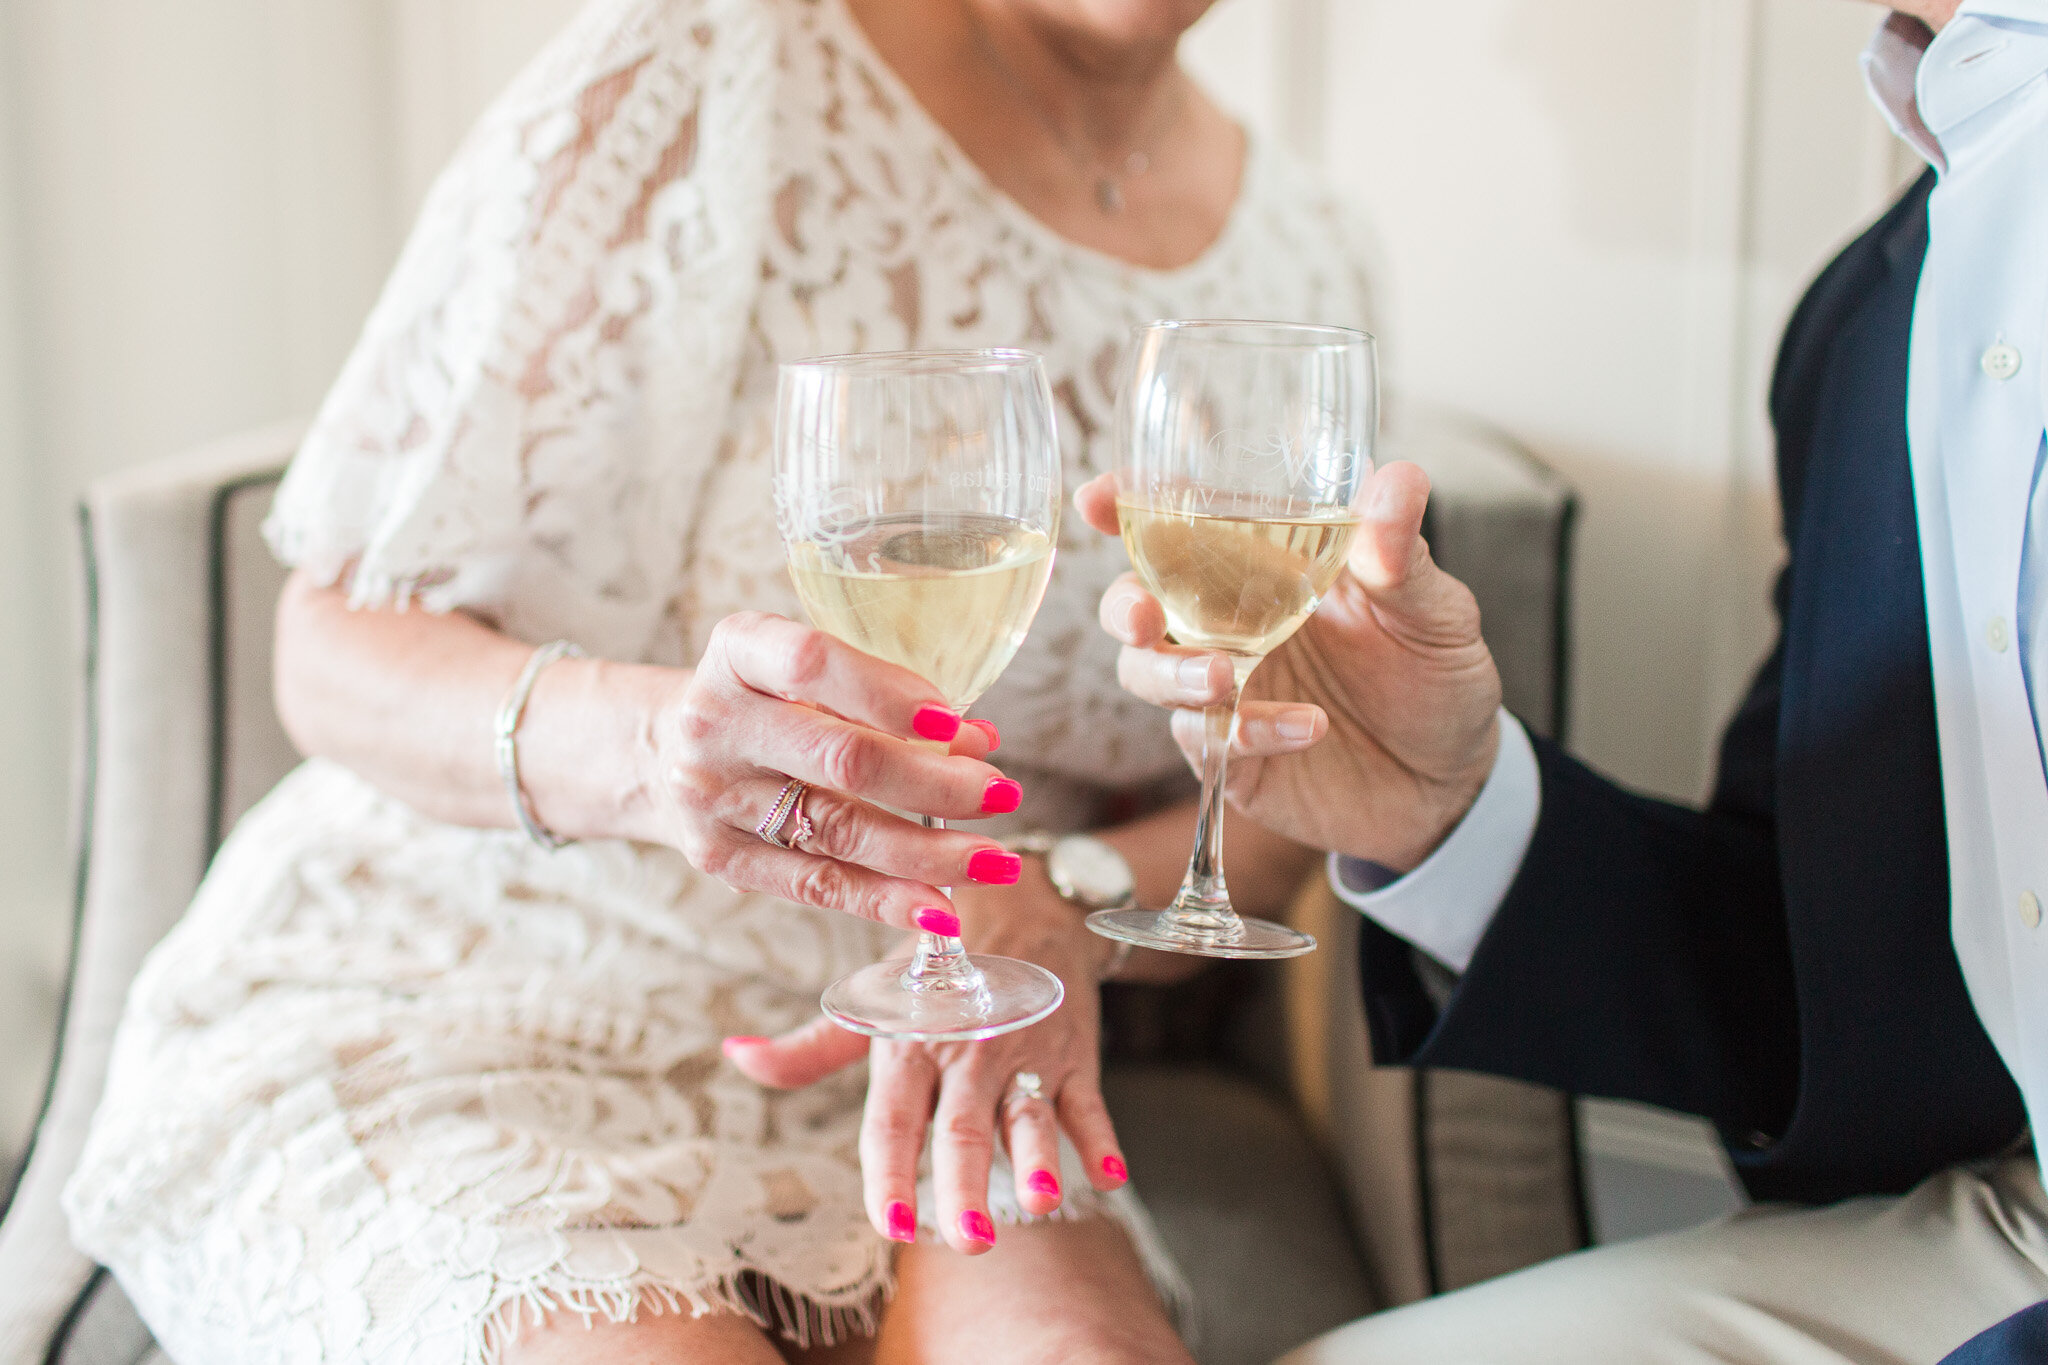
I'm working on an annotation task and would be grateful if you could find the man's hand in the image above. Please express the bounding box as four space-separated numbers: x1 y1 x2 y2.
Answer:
1078 463 1503 871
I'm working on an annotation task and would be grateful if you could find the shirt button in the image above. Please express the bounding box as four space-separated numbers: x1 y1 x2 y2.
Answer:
1988 616 2012 652
1982 344 2023 381
2023 891 2043 929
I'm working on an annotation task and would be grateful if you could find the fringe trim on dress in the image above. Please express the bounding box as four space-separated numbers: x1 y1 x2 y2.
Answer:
478 1267 893 1363
474 1192 1198 1363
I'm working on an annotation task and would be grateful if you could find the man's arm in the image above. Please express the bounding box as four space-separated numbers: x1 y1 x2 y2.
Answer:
1940 1303 2048 1365
1080 467 1799 1146
1395 651 1796 1140
1331 707 1541 973
1345 624 1798 1146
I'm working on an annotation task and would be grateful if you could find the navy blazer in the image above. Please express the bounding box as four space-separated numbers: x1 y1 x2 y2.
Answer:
1356 172 2045 1360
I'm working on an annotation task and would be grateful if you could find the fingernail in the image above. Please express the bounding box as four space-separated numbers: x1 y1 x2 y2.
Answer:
981 777 1023 815
1275 710 1319 742
1118 596 1143 639
1368 475 1401 518
915 907 962 937
1101 1154 1129 1185
959 1210 997 1246
721 1036 767 1059
1177 655 1220 696
968 849 1023 885
886 1201 917 1243
913 704 962 743
1026 1169 1061 1201
967 718 1002 751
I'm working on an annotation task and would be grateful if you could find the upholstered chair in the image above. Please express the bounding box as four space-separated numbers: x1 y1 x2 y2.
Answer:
0 410 1579 1365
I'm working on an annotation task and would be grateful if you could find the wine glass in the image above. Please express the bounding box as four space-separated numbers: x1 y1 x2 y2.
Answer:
776 349 1067 1041
1090 320 1378 959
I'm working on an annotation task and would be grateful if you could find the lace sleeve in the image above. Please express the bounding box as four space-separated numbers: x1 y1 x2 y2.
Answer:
265 0 776 657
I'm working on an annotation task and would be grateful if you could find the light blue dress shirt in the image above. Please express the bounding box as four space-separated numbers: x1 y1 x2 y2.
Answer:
1336 1 2048 1149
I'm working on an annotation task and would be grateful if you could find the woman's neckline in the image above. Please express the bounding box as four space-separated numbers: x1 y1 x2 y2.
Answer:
822 0 1261 282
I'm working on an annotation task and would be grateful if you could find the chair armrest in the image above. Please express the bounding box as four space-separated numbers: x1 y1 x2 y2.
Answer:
1279 406 1586 1306
1283 879 1434 1308
1385 402 1575 741
0 424 300 1364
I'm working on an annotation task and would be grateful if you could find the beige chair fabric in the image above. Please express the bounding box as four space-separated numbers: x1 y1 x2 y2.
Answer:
0 425 300 1365
1282 406 1584 1308
1402 408 1587 1297
2 409 1581 1365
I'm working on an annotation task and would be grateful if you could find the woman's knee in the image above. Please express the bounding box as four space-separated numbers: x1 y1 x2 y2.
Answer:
499 1307 788 1365
876 1217 1193 1365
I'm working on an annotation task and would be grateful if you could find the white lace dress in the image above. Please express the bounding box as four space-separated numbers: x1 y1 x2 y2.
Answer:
62 1 1377 1361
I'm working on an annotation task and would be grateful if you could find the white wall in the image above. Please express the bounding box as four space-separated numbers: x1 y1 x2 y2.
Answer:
1192 0 1917 802
1189 0 1917 1209
0 0 609 1170
0 0 409 1159
0 0 1924 1163
0 0 65 1163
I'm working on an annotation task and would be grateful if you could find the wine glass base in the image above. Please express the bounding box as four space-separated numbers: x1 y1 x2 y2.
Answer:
822 955 1065 1042
1086 907 1317 961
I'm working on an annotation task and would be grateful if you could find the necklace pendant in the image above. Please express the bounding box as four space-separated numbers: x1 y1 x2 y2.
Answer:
1096 178 1124 214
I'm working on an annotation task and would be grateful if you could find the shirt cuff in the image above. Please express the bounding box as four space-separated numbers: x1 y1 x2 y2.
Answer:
1328 709 1541 974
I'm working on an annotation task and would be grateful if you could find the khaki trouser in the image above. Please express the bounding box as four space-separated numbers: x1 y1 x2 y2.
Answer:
1280 1156 2048 1365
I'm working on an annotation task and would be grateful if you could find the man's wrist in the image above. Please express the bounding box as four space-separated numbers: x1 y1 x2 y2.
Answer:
1413 710 1506 869
1329 710 1540 974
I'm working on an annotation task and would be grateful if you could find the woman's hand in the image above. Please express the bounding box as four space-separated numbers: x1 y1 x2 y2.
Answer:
641 610 1027 930
725 877 1129 1255
1077 465 1504 872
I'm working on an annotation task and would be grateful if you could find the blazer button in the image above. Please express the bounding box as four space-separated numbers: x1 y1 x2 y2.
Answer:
2022 891 2042 930
1988 616 2012 653
1983 344 2023 381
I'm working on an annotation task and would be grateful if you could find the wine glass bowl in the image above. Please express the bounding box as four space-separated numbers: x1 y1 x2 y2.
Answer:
776 349 1067 1041
1092 320 1378 960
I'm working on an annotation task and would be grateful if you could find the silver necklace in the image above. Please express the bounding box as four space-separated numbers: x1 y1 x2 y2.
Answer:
962 6 1188 214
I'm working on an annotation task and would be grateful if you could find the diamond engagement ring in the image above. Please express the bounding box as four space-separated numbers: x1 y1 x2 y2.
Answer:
1008 1072 1047 1106
756 779 815 850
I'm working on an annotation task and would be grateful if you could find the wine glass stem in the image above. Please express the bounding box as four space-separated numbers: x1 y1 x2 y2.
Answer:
1168 673 1247 937
903 815 990 996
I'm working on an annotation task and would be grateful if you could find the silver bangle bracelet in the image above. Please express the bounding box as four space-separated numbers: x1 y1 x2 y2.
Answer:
494 640 586 851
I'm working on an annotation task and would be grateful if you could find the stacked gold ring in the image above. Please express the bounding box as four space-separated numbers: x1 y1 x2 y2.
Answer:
756 778 815 850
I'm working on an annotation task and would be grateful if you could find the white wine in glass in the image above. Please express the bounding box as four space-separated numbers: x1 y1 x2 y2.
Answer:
777 349 1066 1042
1117 496 1359 659
1091 320 1377 960
786 514 1055 710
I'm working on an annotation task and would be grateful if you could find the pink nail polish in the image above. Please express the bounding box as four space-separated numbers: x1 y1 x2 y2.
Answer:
967 718 1002 751
886 1201 917 1243
721 1036 767 1059
968 849 1023 885
915 907 962 938
1101 1154 1129 1185
913 704 963 743
959 1210 996 1246
981 778 1023 815
1026 1169 1061 1201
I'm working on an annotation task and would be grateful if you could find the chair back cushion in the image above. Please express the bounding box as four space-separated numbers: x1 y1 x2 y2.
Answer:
1284 405 1587 1304
0 426 299 1364
212 469 296 843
